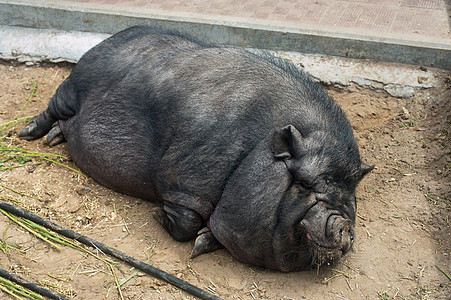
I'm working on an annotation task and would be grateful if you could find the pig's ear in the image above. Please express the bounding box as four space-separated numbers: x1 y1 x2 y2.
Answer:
360 164 375 178
272 125 305 160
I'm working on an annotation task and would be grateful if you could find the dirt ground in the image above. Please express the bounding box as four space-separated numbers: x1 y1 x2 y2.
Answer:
0 60 449 300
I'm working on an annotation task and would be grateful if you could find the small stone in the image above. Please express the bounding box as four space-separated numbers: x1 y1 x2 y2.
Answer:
417 76 428 84
26 164 37 173
67 197 82 213
401 107 410 120
7 129 16 137
75 185 91 195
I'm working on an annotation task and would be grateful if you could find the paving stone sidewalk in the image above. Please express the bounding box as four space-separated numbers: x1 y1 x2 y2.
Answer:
64 0 450 43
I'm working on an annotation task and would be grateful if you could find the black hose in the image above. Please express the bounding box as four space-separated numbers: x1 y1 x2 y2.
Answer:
0 201 223 300
0 268 70 300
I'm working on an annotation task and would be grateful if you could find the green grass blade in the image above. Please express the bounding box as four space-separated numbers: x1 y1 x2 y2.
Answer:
0 209 61 250
0 276 44 299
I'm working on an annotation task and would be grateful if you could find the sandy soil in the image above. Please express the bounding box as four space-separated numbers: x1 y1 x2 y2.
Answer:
0 60 449 300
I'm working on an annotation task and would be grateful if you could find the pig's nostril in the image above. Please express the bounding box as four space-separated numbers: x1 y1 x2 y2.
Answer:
340 227 354 254
341 227 352 240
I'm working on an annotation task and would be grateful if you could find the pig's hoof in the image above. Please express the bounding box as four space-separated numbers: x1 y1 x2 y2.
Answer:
191 227 223 258
19 111 54 140
46 122 66 146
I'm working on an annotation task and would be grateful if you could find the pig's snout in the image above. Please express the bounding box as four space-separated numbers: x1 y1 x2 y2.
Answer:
326 215 354 254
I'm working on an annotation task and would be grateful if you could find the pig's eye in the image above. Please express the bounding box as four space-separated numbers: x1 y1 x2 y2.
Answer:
293 179 313 190
312 177 330 194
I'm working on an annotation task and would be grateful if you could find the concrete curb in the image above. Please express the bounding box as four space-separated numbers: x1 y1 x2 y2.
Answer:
1 25 445 100
1 0 450 70
0 25 110 63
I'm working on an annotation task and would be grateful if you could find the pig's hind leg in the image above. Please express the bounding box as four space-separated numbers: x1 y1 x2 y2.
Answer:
19 79 77 145
20 115 66 146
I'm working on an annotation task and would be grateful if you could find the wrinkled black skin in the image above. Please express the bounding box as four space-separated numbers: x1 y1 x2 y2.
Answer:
19 26 373 272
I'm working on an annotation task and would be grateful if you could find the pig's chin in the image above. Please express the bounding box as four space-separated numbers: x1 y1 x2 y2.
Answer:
296 209 355 267
298 223 349 267
268 223 344 272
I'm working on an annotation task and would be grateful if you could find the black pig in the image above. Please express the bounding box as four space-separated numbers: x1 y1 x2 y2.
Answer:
19 26 373 272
